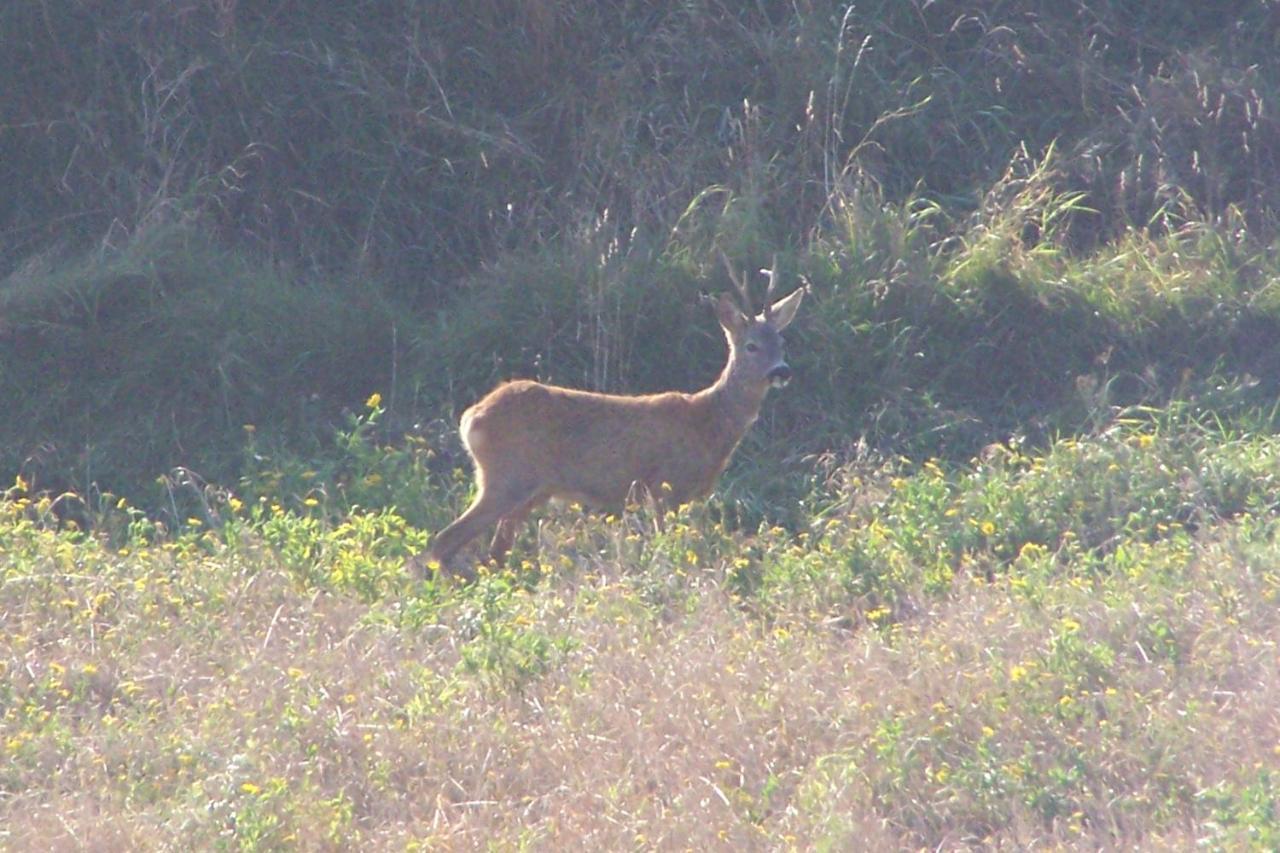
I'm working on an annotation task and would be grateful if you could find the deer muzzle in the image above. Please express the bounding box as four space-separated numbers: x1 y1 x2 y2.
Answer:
767 363 792 387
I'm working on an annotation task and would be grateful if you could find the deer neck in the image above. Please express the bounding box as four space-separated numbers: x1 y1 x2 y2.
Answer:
698 361 769 455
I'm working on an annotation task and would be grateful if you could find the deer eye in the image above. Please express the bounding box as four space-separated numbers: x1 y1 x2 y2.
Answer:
744 342 760 353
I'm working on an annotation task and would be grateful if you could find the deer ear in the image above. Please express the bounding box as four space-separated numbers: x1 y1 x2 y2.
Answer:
766 286 805 330
715 292 748 335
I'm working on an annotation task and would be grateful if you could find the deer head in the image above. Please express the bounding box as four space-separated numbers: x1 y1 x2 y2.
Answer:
716 252 805 391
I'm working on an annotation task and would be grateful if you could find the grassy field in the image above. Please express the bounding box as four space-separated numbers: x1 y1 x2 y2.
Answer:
3 406 1280 848
3 1 1280 849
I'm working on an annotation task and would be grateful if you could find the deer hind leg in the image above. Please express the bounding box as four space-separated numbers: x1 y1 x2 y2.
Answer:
489 492 549 566
626 479 668 536
409 480 537 581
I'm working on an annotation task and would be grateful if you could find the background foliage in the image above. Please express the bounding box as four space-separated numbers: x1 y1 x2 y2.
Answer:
4 0 1280 507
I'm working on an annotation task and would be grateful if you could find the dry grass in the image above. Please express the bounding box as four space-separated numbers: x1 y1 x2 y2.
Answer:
4 429 1279 849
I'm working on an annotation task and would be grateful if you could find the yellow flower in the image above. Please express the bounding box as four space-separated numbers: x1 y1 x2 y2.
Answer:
1017 542 1047 561
303 497 319 507
365 392 382 409
980 520 996 537
240 782 261 795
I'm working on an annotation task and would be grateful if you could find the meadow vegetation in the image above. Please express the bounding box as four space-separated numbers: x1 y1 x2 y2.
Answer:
3 1 1280 848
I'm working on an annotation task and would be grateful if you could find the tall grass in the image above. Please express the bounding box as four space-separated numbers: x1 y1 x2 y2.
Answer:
5 2 1278 285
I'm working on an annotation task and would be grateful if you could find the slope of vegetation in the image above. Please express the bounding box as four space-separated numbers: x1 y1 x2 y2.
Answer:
3 0 1280 848
4 0 1280 504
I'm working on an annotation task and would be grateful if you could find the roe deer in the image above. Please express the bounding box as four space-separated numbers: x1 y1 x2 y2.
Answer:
408 260 805 580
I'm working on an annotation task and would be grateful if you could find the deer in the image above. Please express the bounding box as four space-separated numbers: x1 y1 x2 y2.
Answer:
408 257 805 581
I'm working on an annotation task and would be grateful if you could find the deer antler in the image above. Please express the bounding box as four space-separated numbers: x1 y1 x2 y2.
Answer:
719 249 755 315
760 253 778 321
